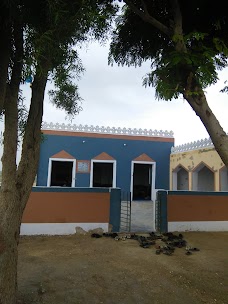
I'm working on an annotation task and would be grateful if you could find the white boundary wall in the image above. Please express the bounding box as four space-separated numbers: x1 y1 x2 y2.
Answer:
168 221 228 232
20 223 109 235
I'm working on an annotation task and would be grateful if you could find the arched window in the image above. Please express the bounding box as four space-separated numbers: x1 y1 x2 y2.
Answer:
220 166 228 191
192 162 214 191
172 165 189 190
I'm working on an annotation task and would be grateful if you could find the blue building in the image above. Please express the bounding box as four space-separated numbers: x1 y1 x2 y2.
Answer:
37 122 174 201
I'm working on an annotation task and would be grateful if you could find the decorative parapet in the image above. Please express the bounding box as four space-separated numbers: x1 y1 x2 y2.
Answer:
171 137 214 153
42 121 174 138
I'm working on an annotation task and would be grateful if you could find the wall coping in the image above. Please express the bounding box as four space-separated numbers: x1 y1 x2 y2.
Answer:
157 190 228 197
32 186 121 193
171 137 214 153
42 121 174 138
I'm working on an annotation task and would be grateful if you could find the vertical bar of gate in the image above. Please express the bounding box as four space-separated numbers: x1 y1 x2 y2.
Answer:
129 191 132 232
155 190 168 233
155 191 161 232
120 190 132 232
159 190 168 233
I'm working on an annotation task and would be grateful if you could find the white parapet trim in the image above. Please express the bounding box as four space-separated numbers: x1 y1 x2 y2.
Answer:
168 221 228 232
20 223 109 235
171 137 214 154
42 121 174 138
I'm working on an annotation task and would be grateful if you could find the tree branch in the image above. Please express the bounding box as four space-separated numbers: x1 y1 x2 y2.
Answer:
1 20 23 193
169 0 187 52
10 20 24 91
124 0 172 37
183 85 228 167
0 24 11 113
16 64 48 208
170 0 182 29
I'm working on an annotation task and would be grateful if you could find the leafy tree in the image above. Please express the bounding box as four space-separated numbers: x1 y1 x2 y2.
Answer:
109 0 228 166
0 1 116 303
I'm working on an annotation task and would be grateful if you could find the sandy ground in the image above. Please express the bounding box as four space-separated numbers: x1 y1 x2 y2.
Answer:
17 232 228 304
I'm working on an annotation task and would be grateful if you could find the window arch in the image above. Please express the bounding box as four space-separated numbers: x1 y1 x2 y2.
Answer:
47 150 76 187
90 152 116 188
192 162 215 191
172 165 189 190
220 166 228 191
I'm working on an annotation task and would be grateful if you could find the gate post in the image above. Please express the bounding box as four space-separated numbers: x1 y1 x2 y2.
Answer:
155 190 168 233
109 188 122 232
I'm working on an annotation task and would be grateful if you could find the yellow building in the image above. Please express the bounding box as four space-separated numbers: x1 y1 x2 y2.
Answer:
170 138 228 191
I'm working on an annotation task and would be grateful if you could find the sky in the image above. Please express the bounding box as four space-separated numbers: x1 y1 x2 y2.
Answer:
31 40 227 147
1 40 228 155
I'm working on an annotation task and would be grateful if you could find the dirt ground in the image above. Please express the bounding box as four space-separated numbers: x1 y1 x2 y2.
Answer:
18 232 228 304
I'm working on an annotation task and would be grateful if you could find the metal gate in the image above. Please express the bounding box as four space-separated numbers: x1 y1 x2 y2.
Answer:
120 191 131 232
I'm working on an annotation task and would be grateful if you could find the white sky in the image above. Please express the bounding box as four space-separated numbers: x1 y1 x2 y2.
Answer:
35 41 228 146
1 40 228 157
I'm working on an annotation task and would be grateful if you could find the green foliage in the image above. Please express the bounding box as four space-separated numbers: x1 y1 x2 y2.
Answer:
48 47 84 116
28 0 117 115
49 83 82 116
109 3 170 67
220 80 228 94
109 0 228 101
18 92 28 139
3 0 118 117
142 37 222 100
213 38 228 55
0 90 28 144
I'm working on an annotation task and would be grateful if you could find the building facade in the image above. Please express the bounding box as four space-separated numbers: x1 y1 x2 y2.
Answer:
170 138 228 191
37 122 174 201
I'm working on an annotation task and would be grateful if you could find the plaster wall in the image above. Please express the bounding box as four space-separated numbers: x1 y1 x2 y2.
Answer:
170 148 224 190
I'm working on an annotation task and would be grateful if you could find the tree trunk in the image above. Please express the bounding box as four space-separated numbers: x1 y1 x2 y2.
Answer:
0 24 22 299
183 75 228 167
0 84 20 304
0 67 48 303
0 193 23 304
16 68 48 206
0 16 48 299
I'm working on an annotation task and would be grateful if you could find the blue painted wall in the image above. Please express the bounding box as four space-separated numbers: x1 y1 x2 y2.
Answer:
37 134 173 192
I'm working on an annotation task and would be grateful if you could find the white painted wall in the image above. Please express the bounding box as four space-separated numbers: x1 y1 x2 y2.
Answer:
20 223 109 235
168 221 228 232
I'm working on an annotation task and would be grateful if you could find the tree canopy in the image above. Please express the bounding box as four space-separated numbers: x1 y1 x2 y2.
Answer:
0 0 117 116
108 0 228 167
109 0 228 100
